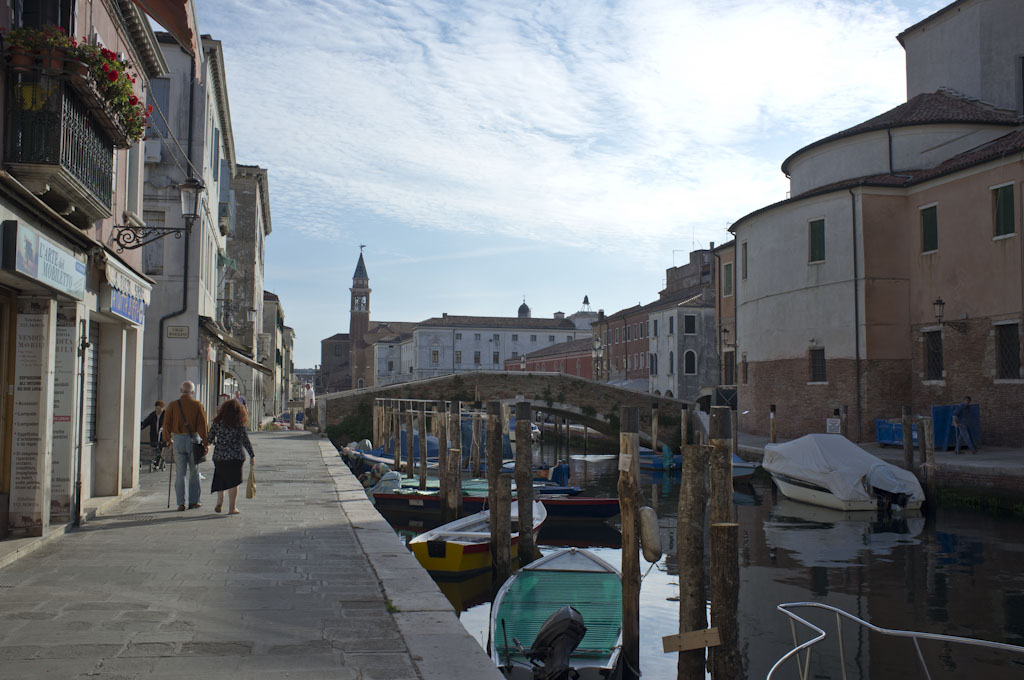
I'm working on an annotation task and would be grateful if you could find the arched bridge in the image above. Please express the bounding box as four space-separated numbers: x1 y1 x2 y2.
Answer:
320 371 689 442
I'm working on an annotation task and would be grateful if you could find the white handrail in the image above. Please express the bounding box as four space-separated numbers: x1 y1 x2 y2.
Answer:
767 601 1024 679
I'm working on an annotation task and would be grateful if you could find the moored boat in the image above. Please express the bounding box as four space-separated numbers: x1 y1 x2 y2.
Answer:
409 500 546 576
763 434 924 512
489 547 622 679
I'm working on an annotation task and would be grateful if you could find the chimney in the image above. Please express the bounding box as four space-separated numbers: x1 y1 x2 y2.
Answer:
442 312 448 319
554 311 565 320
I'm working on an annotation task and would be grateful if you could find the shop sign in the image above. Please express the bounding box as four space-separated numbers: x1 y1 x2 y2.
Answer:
167 325 189 338
10 301 48 531
100 286 146 325
2 221 86 299
50 309 76 521
826 418 841 434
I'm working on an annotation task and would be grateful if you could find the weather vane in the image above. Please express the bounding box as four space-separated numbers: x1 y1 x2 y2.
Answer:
360 244 366 253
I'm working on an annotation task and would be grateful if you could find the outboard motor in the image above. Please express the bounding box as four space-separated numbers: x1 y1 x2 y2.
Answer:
521 606 587 680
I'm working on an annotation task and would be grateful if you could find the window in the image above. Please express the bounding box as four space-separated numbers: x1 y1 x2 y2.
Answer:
809 219 825 262
512 334 518 341
668 351 674 374
531 335 537 342
576 359 581 376
142 211 165 275
431 350 439 364
492 351 500 364
474 351 481 364
653 319 658 337
566 335 572 342
994 184 1015 237
455 333 462 340
334 344 343 356
474 333 481 340
742 354 748 384
741 241 748 279
638 323 644 339
924 331 943 380
683 315 696 334
455 351 462 363
723 350 735 385
646 321 650 337
625 325 631 341
633 323 639 339
722 263 733 297
651 354 658 375
809 348 827 383
668 317 674 334
511 351 518 359
627 355 632 370
615 328 620 343
921 205 938 252
387 360 394 372
548 335 555 342
493 334 500 341
640 352 645 371
997 324 1020 379
684 350 696 375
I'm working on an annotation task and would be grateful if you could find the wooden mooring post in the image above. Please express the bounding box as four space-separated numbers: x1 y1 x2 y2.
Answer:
492 472 513 585
471 412 482 477
709 406 741 678
730 406 738 459
902 405 914 472
404 405 414 478
918 415 937 513
619 406 641 680
418 404 428 490
372 399 380 448
445 402 462 521
437 401 454 523
651 403 659 457
392 401 401 468
672 416 709 679
769 403 777 443
486 401 502 512
514 401 536 562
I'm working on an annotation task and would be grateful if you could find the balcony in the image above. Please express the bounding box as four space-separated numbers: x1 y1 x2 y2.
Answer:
5 70 114 228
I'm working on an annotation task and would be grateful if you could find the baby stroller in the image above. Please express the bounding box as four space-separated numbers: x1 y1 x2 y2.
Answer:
149 442 167 472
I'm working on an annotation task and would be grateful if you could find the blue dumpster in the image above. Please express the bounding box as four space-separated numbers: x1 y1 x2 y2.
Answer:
932 403 981 450
874 419 919 447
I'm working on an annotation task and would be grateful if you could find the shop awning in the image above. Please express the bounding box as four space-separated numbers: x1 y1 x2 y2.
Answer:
129 0 200 60
104 255 152 304
224 346 272 376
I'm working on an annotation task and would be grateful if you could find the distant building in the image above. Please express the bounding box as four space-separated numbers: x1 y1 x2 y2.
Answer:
504 337 595 379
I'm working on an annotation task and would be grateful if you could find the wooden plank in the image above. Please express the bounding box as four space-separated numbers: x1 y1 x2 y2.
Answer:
661 627 721 653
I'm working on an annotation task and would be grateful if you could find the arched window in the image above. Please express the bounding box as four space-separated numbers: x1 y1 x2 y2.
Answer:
357 378 364 388
684 350 697 375
669 351 674 374
665 390 674 398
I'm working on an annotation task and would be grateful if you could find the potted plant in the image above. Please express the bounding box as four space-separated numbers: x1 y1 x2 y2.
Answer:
3 25 77 70
75 42 151 142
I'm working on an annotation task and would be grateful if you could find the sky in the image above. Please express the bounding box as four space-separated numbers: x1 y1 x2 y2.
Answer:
194 0 949 368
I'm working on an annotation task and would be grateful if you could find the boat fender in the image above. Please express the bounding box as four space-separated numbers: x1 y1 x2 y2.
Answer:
639 506 663 563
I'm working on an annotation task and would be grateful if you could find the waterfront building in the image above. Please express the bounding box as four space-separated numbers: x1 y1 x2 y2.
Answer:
0 4 173 537
503 337 595 379
141 33 238 421
259 292 295 419
723 0 1024 444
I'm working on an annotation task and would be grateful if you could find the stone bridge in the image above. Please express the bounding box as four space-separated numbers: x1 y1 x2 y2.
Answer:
320 371 690 444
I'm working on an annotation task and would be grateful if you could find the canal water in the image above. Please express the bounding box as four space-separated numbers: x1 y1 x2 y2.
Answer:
378 438 1024 679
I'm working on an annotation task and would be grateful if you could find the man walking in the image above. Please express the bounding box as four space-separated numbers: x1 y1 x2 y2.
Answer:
140 401 165 470
304 382 317 427
162 381 210 510
952 395 976 454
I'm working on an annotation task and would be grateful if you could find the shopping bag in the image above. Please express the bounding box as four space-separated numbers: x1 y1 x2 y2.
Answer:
246 465 256 499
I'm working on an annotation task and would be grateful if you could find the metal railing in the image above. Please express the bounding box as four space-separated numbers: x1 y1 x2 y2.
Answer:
767 601 1024 680
6 71 113 207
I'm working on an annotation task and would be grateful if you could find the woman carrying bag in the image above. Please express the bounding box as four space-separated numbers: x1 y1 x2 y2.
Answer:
208 398 255 514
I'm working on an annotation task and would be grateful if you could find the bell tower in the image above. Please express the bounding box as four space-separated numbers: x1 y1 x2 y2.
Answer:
350 250 372 389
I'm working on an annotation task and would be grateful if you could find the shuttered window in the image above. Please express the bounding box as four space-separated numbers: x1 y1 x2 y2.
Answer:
809 348 826 383
997 324 1020 379
85 322 100 442
809 219 825 262
924 331 943 381
994 185 1015 237
921 206 938 252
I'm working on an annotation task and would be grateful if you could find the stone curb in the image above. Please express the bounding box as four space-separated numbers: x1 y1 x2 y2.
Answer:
315 437 504 680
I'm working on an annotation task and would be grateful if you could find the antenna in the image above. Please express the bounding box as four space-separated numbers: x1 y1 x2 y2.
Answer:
359 244 366 253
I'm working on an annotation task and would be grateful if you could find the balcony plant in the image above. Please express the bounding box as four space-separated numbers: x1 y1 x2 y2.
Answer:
3 25 77 69
73 42 151 142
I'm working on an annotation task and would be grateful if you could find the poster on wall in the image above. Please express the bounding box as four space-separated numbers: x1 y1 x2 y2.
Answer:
9 302 47 531
50 308 76 522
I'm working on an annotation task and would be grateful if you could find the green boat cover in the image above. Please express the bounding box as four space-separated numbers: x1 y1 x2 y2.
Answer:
494 569 622 662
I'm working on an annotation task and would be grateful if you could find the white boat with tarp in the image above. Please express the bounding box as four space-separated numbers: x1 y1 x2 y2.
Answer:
489 547 622 679
763 434 924 512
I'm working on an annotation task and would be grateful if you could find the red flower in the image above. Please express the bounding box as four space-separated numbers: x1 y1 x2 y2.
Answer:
129 95 137 105
107 70 118 82
101 63 109 72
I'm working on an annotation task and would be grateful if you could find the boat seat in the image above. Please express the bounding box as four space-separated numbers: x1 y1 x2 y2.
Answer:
494 571 621 660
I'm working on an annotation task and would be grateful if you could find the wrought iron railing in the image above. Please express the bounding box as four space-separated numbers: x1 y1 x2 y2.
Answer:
6 71 113 208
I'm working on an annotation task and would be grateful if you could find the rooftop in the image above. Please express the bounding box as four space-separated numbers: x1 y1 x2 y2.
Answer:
417 315 577 330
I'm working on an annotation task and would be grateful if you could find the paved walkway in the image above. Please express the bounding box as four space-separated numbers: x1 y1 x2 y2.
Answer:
0 431 501 679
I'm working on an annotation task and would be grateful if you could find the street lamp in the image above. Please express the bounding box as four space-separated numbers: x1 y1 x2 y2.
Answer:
113 176 206 251
933 296 968 333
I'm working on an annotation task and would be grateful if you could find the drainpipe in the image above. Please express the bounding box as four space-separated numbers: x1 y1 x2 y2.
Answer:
72 319 89 528
849 189 863 441
157 59 197 398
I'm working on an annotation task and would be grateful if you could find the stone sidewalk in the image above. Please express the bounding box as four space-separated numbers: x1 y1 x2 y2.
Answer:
0 430 501 679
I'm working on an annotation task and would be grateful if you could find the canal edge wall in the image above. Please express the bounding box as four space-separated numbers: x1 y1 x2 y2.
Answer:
315 438 505 680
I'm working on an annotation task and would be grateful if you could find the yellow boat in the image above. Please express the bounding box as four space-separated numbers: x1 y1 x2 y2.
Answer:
409 501 546 577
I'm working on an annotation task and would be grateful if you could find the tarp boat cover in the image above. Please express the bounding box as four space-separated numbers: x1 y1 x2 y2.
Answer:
763 434 924 505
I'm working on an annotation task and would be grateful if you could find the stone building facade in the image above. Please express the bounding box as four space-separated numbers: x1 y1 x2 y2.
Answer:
725 0 1024 444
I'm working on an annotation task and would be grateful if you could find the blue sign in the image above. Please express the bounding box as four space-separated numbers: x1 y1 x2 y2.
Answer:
110 289 145 325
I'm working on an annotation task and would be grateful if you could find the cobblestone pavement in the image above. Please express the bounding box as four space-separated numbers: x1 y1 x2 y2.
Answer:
0 430 500 679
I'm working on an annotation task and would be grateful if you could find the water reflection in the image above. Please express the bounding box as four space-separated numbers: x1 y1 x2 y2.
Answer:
381 436 1024 679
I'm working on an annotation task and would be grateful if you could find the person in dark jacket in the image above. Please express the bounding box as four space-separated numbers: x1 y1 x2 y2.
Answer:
140 401 165 469
208 398 255 515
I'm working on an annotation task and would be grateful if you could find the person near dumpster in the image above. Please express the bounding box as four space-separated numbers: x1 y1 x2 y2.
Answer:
208 398 255 515
140 401 166 470
162 381 210 511
952 395 977 454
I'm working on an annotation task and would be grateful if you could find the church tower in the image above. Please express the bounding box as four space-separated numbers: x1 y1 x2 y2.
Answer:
350 252 372 388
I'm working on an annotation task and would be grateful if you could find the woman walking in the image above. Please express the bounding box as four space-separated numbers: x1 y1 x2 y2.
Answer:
208 399 255 514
